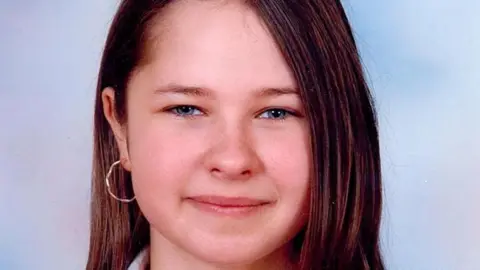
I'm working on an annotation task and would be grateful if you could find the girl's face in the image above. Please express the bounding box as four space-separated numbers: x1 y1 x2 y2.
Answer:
104 0 310 266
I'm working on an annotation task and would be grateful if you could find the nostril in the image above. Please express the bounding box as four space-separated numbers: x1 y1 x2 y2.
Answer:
240 170 251 176
209 167 252 181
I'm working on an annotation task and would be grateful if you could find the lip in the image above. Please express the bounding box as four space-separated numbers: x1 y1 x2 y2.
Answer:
187 195 271 207
186 195 272 217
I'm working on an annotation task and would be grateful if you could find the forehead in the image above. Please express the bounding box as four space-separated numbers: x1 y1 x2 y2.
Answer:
136 0 295 92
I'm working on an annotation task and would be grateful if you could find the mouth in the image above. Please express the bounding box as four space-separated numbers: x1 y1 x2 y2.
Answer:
186 195 272 217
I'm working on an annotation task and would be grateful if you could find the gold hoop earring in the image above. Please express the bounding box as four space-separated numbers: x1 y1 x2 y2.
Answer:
105 160 136 203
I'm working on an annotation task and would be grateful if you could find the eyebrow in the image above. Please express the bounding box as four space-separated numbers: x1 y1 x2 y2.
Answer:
154 85 211 97
153 84 299 98
255 87 299 98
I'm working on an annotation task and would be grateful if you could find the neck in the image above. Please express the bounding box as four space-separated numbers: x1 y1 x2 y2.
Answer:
148 230 296 270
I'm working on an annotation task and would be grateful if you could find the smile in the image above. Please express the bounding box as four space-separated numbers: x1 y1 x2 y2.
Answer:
186 195 272 217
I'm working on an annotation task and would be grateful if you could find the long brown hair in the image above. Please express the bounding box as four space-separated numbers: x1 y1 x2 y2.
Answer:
87 1 385 269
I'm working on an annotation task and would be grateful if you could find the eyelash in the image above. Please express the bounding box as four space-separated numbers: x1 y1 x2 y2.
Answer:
167 105 204 117
165 105 298 120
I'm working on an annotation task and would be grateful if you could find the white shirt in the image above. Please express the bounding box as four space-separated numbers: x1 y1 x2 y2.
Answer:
128 249 148 270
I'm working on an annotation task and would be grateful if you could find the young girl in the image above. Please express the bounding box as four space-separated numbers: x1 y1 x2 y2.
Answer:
87 0 384 269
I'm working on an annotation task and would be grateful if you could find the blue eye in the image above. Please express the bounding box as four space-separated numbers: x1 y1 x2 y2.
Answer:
258 109 291 120
169 105 203 117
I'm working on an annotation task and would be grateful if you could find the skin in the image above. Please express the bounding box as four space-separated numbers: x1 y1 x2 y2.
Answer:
103 1 311 269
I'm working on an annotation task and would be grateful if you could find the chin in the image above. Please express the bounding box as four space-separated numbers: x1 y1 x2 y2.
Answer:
183 233 285 265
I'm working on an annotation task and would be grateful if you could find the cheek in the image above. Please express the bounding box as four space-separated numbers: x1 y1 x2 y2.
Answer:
126 118 208 205
257 126 311 201
256 126 311 236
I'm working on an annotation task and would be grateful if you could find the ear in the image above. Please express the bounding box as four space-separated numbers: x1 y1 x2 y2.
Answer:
102 87 132 171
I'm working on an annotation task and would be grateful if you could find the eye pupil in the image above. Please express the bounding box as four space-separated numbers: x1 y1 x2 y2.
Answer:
269 109 285 118
177 106 194 115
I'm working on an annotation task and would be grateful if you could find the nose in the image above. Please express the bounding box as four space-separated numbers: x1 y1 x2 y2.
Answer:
204 126 263 181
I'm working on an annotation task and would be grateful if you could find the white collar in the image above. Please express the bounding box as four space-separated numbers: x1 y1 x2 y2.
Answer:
128 249 148 270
